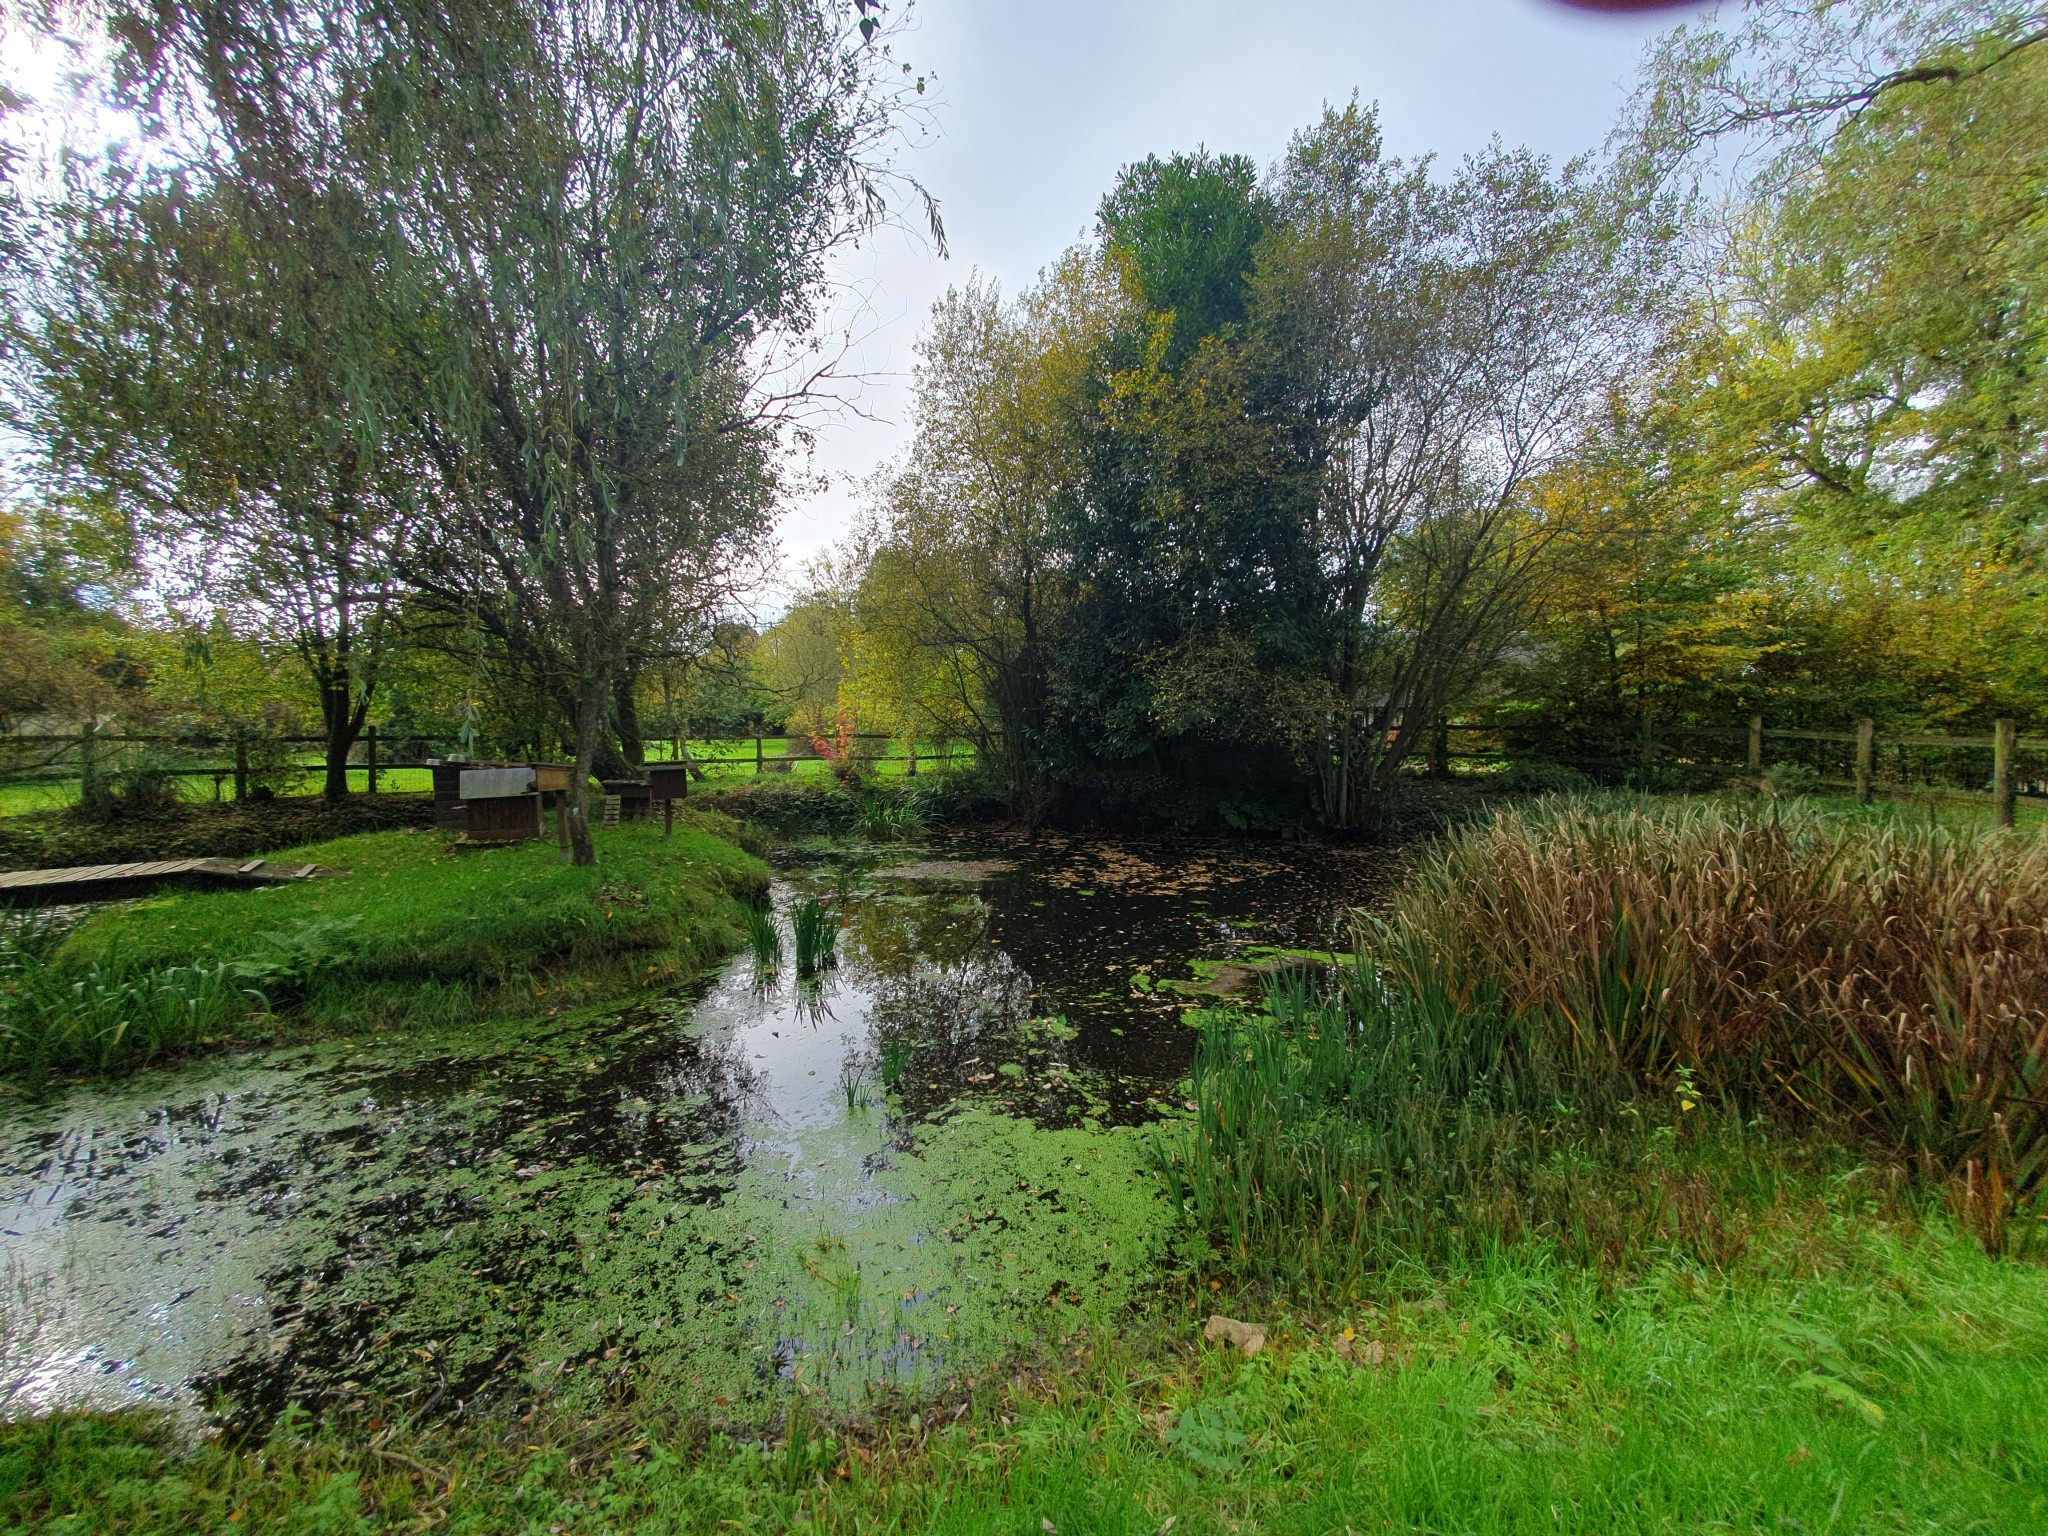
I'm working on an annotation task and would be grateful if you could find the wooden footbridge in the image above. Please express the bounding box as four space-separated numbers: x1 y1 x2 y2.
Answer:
0 857 346 907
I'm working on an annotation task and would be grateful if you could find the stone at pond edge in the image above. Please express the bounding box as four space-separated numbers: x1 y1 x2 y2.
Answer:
1204 1314 1267 1356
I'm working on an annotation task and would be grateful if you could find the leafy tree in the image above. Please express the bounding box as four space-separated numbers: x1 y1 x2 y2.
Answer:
758 584 852 737
101 0 932 859
33 177 415 797
1096 150 1268 368
1253 102 1665 830
858 259 1125 821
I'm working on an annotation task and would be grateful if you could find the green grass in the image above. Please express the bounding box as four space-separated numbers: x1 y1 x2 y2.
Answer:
5 1201 2044 1534
1 812 766 1078
9 792 2046 1530
1801 786 2048 832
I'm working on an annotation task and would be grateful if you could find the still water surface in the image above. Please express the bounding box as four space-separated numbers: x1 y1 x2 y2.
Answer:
0 831 1381 1428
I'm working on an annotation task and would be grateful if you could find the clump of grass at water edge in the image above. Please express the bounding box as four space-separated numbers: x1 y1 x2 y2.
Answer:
790 895 838 976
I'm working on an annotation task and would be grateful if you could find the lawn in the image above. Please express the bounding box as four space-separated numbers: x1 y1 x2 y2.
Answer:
0 812 767 1078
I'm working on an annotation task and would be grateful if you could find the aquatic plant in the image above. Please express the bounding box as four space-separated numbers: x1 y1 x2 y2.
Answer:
859 795 924 838
790 897 838 976
744 902 781 978
1259 962 1324 1029
838 1058 872 1110
1159 798 2048 1281
1379 796 2048 1248
878 1035 912 1088
0 936 265 1083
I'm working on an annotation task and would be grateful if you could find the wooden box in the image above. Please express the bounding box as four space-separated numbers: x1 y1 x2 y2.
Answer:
463 792 541 844
646 764 692 801
600 778 652 820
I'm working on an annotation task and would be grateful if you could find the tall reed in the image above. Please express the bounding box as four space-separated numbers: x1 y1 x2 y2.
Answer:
1374 797 2048 1247
791 898 838 977
744 902 781 979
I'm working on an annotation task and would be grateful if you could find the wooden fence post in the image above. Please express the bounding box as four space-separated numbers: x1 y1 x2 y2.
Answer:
234 740 249 802
365 725 379 795
754 734 763 775
1855 718 1876 805
1993 718 2016 829
1747 714 1763 773
78 721 98 804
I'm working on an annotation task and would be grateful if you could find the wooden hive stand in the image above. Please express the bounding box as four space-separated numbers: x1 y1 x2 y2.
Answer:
530 763 575 853
646 763 691 837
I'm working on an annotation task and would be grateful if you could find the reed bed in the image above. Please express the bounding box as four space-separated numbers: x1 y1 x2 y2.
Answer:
1158 798 2048 1283
1381 797 2048 1245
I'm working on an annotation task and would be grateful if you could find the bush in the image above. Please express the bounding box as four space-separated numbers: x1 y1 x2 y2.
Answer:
75 763 181 822
1372 797 2048 1249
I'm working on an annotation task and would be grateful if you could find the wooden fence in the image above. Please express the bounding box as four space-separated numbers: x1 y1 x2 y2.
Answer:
1433 716 2038 829
0 727 972 804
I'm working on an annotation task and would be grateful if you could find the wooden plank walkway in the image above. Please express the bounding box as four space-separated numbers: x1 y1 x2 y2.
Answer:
0 858 346 906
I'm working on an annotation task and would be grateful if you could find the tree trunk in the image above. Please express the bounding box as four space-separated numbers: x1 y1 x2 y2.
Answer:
566 676 604 866
318 678 366 801
613 668 646 770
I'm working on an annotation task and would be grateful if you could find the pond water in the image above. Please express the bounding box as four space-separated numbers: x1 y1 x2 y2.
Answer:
0 830 1384 1431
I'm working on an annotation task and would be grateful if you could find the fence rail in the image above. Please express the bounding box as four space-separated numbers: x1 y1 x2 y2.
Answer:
1435 715 2037 829
0 726 975 809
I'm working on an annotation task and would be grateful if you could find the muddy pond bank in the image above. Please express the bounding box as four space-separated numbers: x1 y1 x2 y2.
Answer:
0 830 1390 1433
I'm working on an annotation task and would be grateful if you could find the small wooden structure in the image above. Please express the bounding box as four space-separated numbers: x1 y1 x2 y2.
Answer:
0 858 346 908
647 763 691 836
427 760 474 834
600 777 651 821
458 765 541 845
531 762 574 852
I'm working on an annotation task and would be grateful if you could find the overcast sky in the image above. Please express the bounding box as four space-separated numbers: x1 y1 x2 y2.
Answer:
779 0 1704 589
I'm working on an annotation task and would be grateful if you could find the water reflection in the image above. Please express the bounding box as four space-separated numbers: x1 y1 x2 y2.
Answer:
0 832 1385 1427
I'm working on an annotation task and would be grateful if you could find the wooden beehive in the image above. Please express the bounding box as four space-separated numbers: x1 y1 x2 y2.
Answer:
600 777 652 820
463 793 541 843
530 763 574 795
458 765 541 845
646 764 691 801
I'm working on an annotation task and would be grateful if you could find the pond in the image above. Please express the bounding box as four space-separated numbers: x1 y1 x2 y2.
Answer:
0 830 1386 1432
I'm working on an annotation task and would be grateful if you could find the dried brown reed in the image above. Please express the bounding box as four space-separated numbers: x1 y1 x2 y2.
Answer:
1373 798 2048 1248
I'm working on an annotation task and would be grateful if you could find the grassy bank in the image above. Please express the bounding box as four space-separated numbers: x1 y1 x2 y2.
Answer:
6 1184 2045 1533
0 812 765 1081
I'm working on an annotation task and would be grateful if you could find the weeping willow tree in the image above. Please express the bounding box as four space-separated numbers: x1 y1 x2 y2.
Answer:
90 0 933 859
